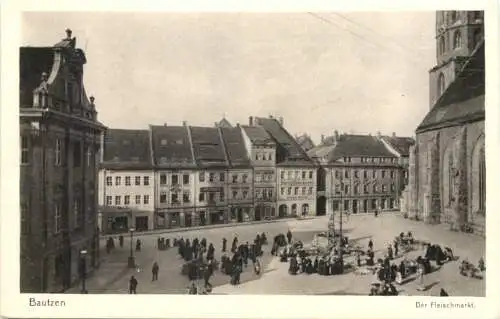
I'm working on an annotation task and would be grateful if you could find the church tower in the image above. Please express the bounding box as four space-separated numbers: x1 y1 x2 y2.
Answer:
429 11 484 109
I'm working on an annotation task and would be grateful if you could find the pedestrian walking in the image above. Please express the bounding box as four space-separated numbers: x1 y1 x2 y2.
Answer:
152 262 159 281
222 237 227 252
129 275 138 294
394 241 399 257
286 229 292 245
135 239 141 252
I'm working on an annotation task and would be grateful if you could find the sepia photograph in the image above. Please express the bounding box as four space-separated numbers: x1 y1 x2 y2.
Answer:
2 2 499 318
18 10 487 298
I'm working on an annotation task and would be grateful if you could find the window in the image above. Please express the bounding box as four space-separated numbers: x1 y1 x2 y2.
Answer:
106 177 112 186
199 172 205 182
308 187 313 195
220 189 225 201
354 185 359 194
382 185 387 192
302 171 306 179
382 170 386 178
309 171 313 179
373 185 377 193
344 200 349 211
160 174 167 185
438 72 446 96
172 175 179 185
74 198 82 229
21 201 29 234
209 193 215 201
124 195 130 205
115 196 121 206
232 174 238 183
269 153 273 161
171 193 179 203
335 170 340 179
363 185 368 194
86 146 92 167
144 195 150 204
390 184 395 192
390 170 395 179
344 170 349 178
220 173 225 182
354 170 359 178
135 195 141 204
183 174 189 185
453 30 462 49
287 187 292 195
55 139 62 166
294 187 299 195
256 189 262 199
73 141 81 167
363 170 367 179
450 11 458 23
242 174 248 183
287 171 293 179
135 176 140 185
209 173 215 182
281 188 285 195
281 171 285 180
344 184 349 193
160 192 167 203
199 192 205 202
243 190 248 199
106 196 112 205
54 202 61 234
115 176 121 186
125 176 131 186
255 153 259 161
183 192 190 203
232 191 238 199
21 135 29 164
302 187 306 195
372 170 376 178
144 176 150 186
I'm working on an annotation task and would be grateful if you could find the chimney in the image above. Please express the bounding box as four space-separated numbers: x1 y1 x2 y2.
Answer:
65 28 72 39
249 116 254 126
182 121 187 126
377 131 381 138
278 116 284 125
392 132 396 137
321 134 325 143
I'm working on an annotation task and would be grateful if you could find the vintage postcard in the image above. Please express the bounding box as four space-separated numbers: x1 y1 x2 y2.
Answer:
1 0 499 318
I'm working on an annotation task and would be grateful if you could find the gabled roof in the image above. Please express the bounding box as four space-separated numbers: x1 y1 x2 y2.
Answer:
417 40 485 133
296 134 315 151
220 127 251 168
381 136 415 157
150 125 196 168
216 118 233 128
308 134 396 164
255 117 315 167
190 126 229 168
241 125 276 146
102 129 153 169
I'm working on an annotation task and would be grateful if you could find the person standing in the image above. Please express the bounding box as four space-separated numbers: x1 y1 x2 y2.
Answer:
119 235 124 248
394 240 399 257
286 229 292 245
368 239 374 251
152 262 159 281
222 237 227 253
129 275 138 294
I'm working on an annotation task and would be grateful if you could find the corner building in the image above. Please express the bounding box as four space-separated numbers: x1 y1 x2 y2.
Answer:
309 132 408 216
20 30 105 292
410 11 485 236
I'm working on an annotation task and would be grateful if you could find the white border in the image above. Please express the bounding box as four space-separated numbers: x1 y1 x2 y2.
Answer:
1 0 499 318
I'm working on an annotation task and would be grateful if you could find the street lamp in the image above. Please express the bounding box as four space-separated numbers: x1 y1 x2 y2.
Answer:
128 227 136 268
79 249 88 294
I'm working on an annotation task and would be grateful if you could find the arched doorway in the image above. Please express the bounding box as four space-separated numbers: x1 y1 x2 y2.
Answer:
316 196 326 216
291 204 298 216
301 204 309 216
278 204 287 218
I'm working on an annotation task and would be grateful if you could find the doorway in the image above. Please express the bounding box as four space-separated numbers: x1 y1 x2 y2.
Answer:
199 211 206 226
237 208 243 223
135 216 149 231
316 196 326 216
255 206 262 221
185 213 192 227
352 200 358 214
363 200 368 213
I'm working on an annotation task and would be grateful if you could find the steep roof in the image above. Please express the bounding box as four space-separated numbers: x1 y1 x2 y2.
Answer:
150 125 196 168
220 127 251 168
255 117 315 167
19 47 55 107
308 134 396 164
417 40 485 133
381 136 415 157
296 134 315 151
216 118 233 128
190 126 229 168
102 129 153 169
241 125 276 146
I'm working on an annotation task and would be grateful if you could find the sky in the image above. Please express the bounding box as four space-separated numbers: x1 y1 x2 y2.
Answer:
21 12 436 144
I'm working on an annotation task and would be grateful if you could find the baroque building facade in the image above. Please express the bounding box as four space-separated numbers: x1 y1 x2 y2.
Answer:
20 30 105 292
309 132 413 216
409 11 485 236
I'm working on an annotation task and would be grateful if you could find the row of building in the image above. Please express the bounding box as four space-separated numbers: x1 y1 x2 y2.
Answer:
98 117 414 234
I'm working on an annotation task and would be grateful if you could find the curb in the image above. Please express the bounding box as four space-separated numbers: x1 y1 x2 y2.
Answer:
103 216 321 239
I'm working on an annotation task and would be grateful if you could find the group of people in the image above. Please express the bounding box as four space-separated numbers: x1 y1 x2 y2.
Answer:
107 235 143 254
